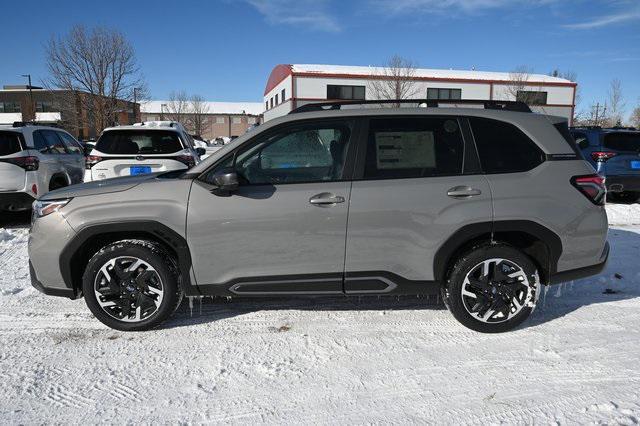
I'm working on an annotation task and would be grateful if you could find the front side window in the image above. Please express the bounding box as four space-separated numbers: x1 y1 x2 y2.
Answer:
57 132 83 155
516 91 548 105
327 85 366 100
35 130 66 154
470 117 544 174
206 121 353 185
363 117 465 179
427 88 462 100
95 130 184 155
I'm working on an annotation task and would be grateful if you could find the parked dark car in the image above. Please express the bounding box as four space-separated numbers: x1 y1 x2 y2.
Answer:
571 126 640 203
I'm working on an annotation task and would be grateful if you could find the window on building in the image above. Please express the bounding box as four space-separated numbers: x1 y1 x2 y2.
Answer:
327 85 366 100
363 117 465 180
216 117 225 124
281 89 286 102
427 88 462 100
469 117 544 174
0 102 21 113
35 101 54 112
265 101 269 110
248 117 257 125
275 94 279 105
232 117 242 124
516 91 548 105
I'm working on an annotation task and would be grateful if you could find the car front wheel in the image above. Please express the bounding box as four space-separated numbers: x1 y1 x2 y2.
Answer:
444 244 541 333
82 240 183 331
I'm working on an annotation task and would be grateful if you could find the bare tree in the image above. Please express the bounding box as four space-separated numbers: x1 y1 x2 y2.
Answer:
506 65 535 103
189 94 210 137
45 25 147 134
630 104 640 128
165 90 190 125
368 55 419 105
607 78 625 127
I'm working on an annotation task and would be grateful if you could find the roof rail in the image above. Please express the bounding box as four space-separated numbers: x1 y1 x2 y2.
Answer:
289 99 532 115
12 121 61 128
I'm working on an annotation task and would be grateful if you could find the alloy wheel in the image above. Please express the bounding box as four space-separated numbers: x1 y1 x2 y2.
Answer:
94 256 164 323
461 258 537 323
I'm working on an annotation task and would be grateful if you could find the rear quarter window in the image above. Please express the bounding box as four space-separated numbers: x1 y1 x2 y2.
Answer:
95 130 185 155
0 131 23 156
469 117 544 174
604 133 640 152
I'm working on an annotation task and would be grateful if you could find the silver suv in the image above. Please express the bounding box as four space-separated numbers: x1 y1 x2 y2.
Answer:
0 123 84 211
28 101 609 333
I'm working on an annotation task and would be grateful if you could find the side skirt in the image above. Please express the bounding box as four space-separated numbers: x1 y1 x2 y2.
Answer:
196 272 441 297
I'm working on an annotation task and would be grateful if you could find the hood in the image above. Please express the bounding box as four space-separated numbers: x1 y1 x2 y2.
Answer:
40 173 159 200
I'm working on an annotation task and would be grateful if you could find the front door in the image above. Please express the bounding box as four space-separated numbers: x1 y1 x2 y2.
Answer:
186 119 357 295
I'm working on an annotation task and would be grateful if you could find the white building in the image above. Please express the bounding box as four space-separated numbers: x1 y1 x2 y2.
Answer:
263 64 577 123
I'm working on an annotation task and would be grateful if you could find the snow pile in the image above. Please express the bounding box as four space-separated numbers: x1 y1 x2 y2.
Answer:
606 203 640 226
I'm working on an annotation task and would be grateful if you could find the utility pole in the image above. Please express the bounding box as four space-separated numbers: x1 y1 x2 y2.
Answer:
133 87 140 123
21 74 34 121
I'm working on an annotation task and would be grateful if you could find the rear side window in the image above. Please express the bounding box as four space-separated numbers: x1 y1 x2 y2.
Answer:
34 130 67 154
95 130 185 155
363 117 464 179
0 131 23 156
470 117 544 174
604 133 640 152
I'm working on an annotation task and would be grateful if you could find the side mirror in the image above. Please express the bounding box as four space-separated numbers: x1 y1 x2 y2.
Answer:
195 147 206 157
211 168 239 195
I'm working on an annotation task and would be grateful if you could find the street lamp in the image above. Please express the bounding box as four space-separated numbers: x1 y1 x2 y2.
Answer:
21 74 34 121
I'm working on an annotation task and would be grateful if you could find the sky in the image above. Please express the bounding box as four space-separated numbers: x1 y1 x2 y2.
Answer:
1 0 639 118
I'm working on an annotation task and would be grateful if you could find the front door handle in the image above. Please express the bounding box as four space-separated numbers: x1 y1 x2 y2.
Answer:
309 192 345 206
447 186 482 198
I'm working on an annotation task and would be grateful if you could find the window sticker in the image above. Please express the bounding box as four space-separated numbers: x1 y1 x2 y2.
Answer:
375 131 435 169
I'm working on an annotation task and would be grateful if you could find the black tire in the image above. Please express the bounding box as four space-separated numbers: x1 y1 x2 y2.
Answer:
443 244 540 333
607 191 639 204
82 239 184 331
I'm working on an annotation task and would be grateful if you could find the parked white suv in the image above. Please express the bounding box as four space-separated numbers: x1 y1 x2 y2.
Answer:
85 121 204 181
0 123 84 211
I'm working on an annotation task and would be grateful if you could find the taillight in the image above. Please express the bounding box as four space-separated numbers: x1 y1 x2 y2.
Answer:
571 174 606 205
86 155 103 169
591 151 616 162
1 156 39 171
174 155 196 168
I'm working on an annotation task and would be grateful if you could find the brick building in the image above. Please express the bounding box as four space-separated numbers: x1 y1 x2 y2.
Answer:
0 85 138 140
140 101 263 141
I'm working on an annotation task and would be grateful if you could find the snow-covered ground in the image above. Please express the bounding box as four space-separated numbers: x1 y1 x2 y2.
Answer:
1 206 640 424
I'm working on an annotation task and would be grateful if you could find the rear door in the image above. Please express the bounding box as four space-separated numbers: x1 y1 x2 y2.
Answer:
0 131 27 191
344 115 493 292
56 131 85 184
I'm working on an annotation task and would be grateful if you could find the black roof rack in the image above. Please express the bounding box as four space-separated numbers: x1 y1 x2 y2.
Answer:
11 121 61 128
289 99 532 115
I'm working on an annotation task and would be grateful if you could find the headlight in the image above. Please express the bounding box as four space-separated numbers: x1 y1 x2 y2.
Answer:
32 199 72 219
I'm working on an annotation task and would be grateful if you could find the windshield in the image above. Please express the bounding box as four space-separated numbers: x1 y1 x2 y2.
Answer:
0 131 24 156
604 132 640 152
95 130 185 155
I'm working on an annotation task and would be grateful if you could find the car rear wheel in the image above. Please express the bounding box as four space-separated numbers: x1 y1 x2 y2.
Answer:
443 244 541 333
82 240 183 331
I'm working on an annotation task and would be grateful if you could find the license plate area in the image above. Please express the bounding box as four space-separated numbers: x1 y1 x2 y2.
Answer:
631 161 640 170
130 166 152 175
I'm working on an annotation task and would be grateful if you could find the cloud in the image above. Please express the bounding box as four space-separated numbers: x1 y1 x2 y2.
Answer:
246 0 341 32
370 0 557 14
563 9 640 29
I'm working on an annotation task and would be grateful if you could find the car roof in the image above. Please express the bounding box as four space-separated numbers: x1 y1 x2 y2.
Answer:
103 121 185 132
0 124 69 133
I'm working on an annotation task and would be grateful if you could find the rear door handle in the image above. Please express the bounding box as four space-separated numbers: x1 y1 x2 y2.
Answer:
447 186 482 198
309 192 345 206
